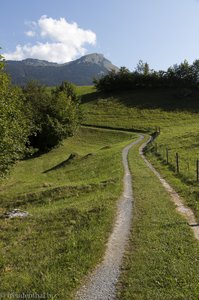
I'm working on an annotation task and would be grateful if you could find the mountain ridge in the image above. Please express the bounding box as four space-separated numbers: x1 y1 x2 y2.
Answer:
5 53 119 86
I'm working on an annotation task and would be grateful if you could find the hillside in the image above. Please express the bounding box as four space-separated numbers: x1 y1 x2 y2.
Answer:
5 53 119 86
1 86 199 299
82 87 199 216
0 127 135 299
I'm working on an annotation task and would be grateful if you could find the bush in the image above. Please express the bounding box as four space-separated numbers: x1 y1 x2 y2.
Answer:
23 81 81 152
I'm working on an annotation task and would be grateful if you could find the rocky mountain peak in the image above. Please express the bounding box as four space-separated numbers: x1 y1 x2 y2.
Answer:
5 53 119 86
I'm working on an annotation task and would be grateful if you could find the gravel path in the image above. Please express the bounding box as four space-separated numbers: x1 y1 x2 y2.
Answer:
76 132 199 300
140 137 199 241
76 135 144 300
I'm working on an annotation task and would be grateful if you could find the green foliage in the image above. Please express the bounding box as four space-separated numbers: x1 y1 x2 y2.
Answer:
0 50 82 175
23 81 81 151
53 81 78 101
94 59 199 92
0 56 31 175
0 51 5 71
135 60 150 75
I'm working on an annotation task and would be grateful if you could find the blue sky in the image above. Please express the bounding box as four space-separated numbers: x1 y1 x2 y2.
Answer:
1 0 199 70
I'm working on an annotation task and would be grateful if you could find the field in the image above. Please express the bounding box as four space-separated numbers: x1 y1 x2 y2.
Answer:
1 86 199 299
0 127 136 299
117 137 199 300
81 87 199 299
82 88 199 221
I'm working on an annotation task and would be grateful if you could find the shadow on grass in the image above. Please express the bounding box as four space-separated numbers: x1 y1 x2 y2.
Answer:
84 88 199 112
150 150 197 187
80 91 102 103
43 153 80 173
81 123 149 134
189 223 199 227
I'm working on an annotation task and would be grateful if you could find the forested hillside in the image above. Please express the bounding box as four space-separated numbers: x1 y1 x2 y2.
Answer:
5 53 119 86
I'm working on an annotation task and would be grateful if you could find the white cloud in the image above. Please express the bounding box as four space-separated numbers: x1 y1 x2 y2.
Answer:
25 31 36 37
3 15 97 63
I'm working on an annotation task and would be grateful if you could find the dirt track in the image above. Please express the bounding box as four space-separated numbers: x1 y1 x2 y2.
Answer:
76 135 144 300
139 137 199 241
76 133 199 300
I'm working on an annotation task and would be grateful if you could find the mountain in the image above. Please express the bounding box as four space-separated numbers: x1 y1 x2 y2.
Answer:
5 53 119 86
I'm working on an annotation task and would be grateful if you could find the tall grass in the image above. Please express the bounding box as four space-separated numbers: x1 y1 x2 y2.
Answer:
0 127 136 299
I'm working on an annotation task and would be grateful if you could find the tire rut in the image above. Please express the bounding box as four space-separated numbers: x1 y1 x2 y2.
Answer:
140 137 199 241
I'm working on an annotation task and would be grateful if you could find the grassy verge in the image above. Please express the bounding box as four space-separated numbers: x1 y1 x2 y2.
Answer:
146 145 199 222
117 136 199 300
82 89 199 221
75 85 96 97
81 89 199 131
0 127 136 299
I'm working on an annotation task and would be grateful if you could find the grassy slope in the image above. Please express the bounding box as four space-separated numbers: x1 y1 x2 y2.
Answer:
75 85 96 97
0 127 136 299
82 88 199 221
82 88 199 130
81 88 199 299
1 85 199 299
117 137 199 300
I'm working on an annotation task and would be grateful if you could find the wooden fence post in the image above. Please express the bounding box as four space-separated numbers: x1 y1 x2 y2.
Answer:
196 159 199 182
176 153 179 174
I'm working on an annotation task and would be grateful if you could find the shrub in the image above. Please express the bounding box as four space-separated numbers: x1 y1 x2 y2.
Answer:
23 81 81 152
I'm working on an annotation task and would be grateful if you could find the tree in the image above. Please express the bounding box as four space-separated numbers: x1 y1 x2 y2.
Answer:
191 60 199 85
136 60 150 76
53 81 78 102
0 54 31 175
119 66 130 75
94 58 199 92
23 81 81 151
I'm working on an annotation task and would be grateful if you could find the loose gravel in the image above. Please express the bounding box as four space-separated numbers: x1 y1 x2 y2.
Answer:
76 133 199 300
76 135 144 300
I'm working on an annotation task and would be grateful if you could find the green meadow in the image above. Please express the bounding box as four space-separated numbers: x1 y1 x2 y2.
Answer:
80 88 199 299
1 86 199 299
0 127 136 299
118 137 199 300
82 88 199 220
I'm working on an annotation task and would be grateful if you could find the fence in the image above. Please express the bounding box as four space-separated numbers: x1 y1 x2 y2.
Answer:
150 128 199 183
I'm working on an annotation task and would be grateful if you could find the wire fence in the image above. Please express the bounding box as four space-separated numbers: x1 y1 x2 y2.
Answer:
150 129 199 183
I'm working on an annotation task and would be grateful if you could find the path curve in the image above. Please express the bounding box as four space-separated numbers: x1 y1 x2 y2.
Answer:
76 135 144 300
139 137 199 241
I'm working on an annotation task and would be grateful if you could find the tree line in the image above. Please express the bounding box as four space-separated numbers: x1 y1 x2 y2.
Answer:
94 59 199 92
0 54 81 176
